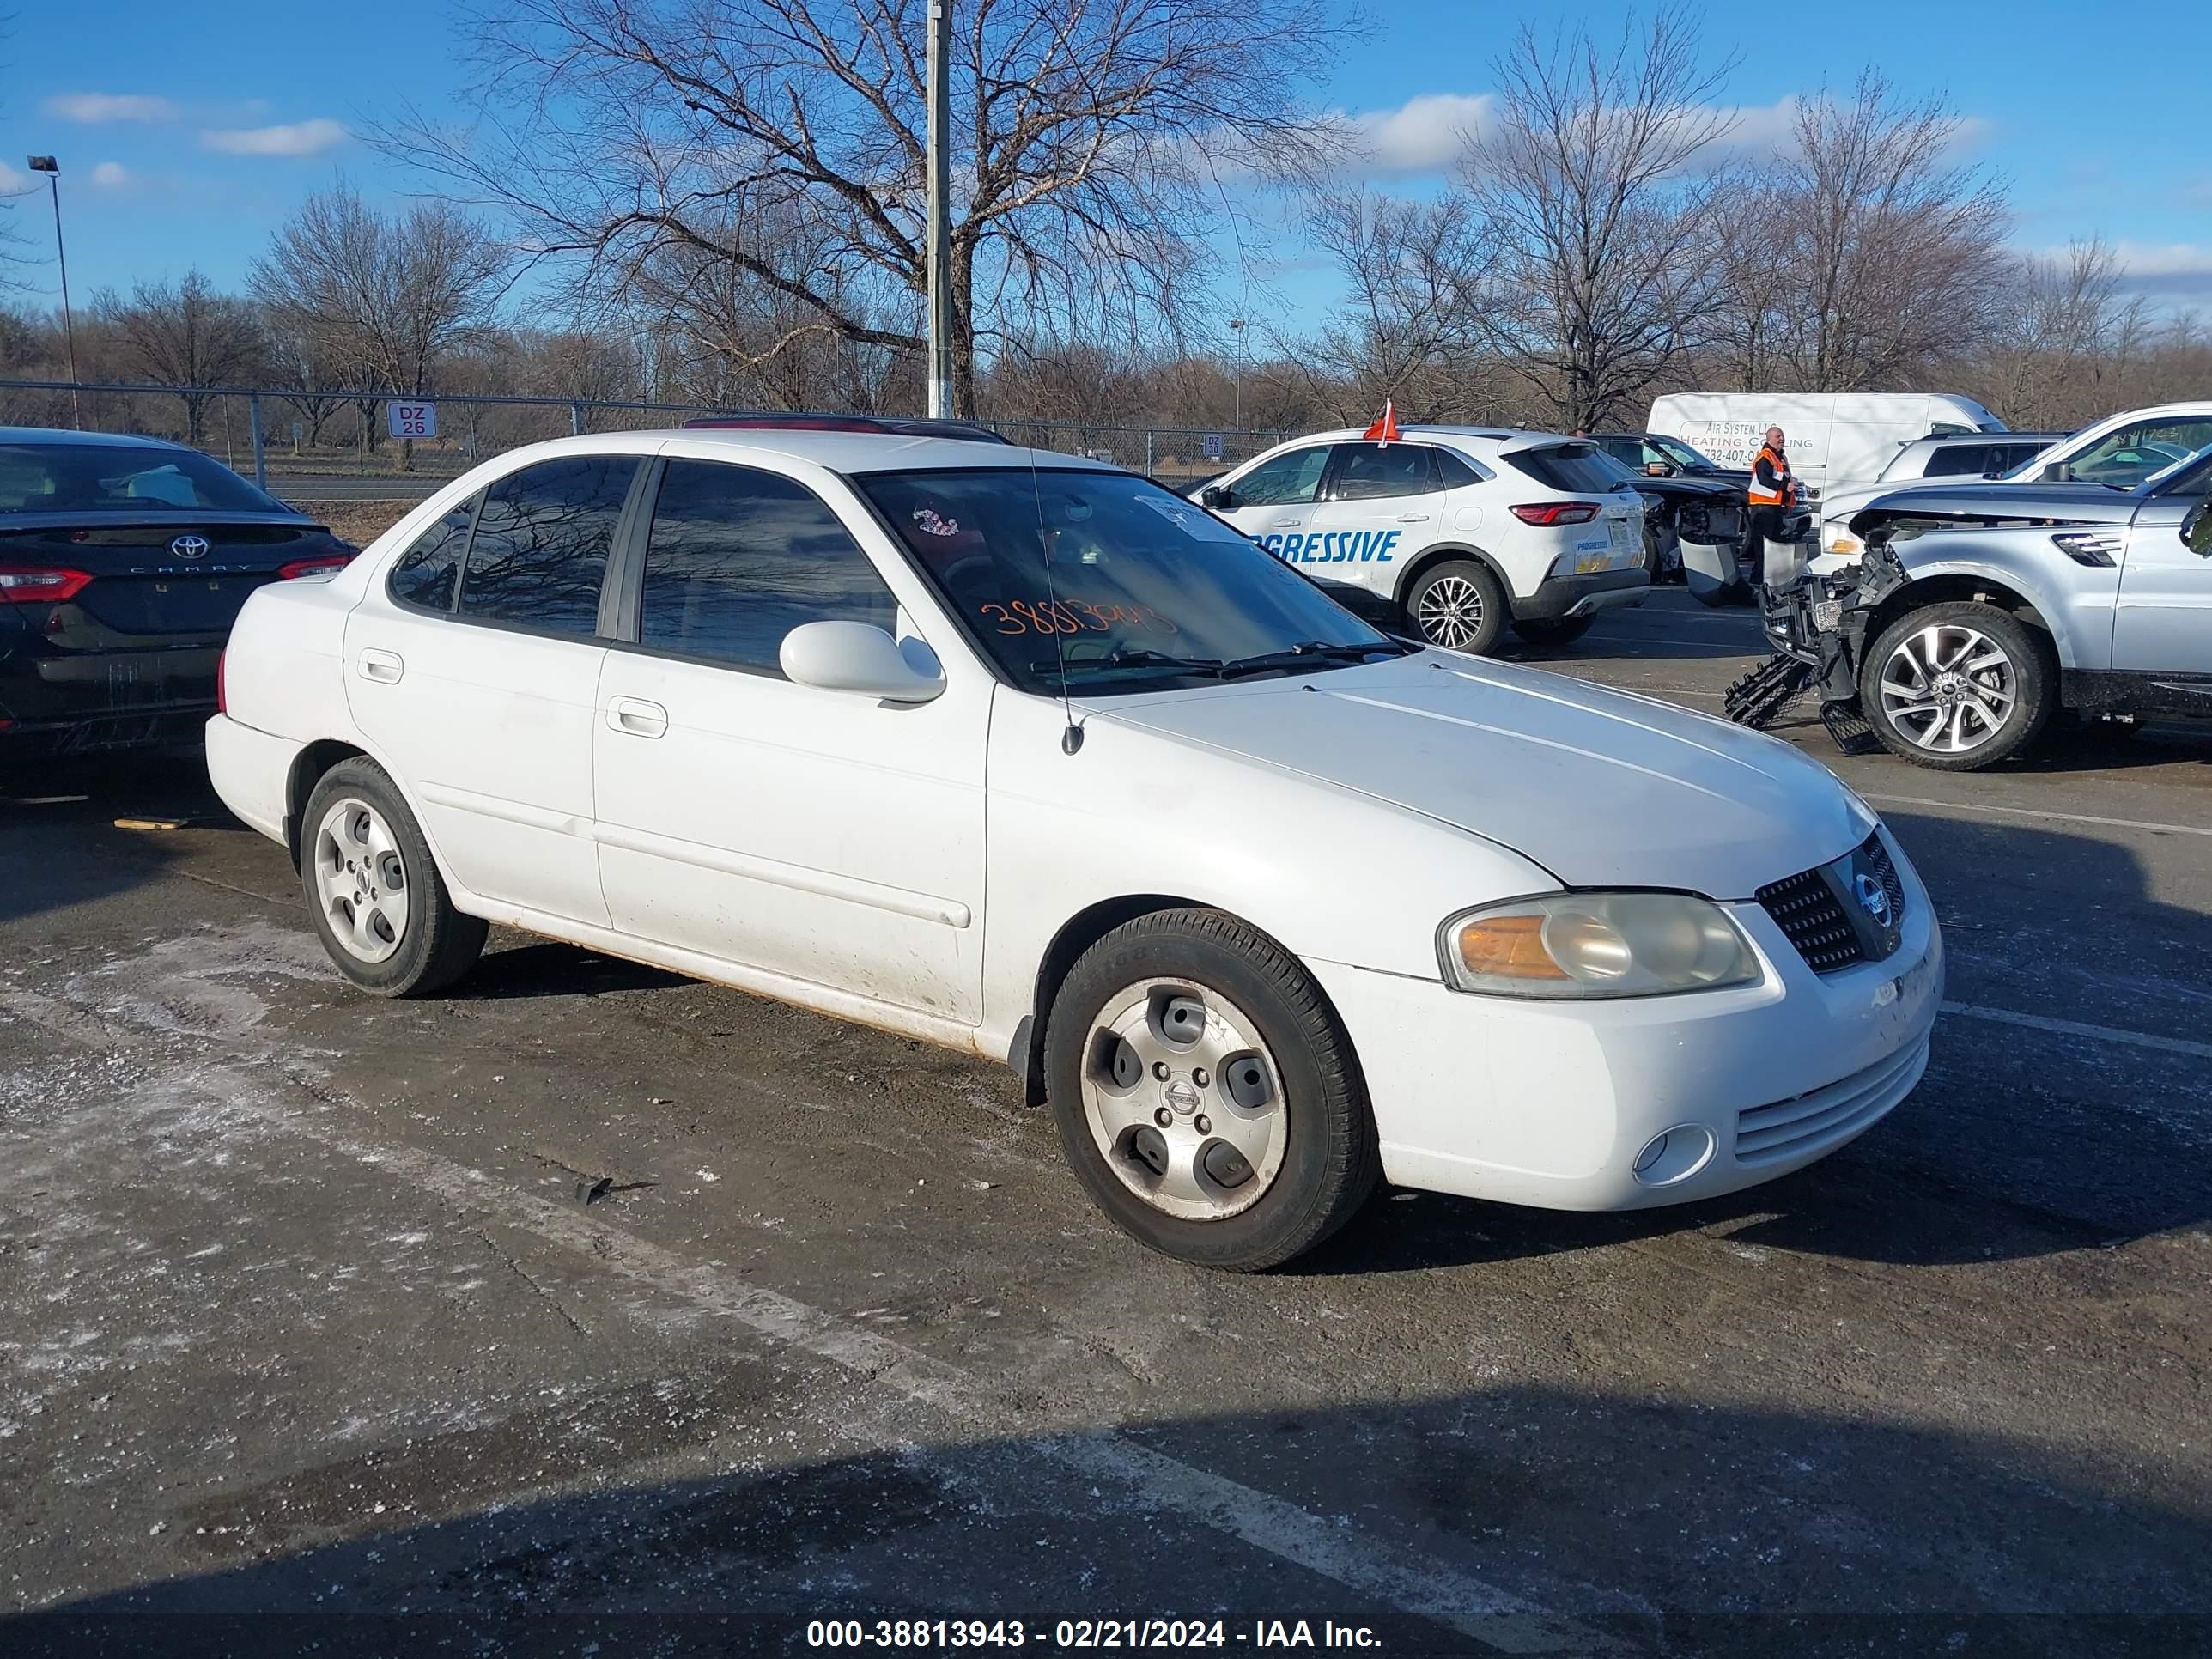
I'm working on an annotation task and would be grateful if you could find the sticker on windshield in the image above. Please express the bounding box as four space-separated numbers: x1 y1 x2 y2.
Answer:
1135 495 1202 531
912 507 961 537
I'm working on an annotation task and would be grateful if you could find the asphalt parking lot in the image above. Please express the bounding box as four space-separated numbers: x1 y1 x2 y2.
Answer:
4 588 2209 1656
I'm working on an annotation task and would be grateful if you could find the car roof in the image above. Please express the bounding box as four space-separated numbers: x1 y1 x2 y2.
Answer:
1907 431 2067 446
0 425 194 451
521 428 1120 477
680 412 1012 444
1264 423 1577 458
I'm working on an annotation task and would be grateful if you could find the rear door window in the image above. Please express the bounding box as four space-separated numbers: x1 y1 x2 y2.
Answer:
1923 443 1993 478
1328 443 1440 501
457 455 638 635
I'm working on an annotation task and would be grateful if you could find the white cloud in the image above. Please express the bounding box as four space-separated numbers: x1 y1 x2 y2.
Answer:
46 92 179 124
2104 241 2212 299
1351 93 1494 178
89 161 133 189
0 160 31 195
200 118 347 158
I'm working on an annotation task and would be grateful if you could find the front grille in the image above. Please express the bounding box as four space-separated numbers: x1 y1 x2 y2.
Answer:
1756 832 1905 975
1735 1036 1929 1166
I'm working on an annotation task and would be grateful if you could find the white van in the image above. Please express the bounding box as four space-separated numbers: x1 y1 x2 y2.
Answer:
1647 392 2006 508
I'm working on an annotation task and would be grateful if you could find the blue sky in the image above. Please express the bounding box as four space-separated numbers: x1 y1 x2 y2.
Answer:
5 0 2210 331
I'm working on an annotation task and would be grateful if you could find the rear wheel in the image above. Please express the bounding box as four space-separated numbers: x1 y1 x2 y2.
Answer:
1511 617 1595 648
301 758 487 996
1044 909 1380 1271
1406 558 1507 655
1861 602 2054 771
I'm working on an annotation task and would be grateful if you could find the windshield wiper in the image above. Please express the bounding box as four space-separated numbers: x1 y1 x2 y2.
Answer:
1213 641 1410 680
1038 647 1225 683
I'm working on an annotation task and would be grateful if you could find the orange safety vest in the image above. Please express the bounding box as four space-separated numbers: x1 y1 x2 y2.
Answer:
1747 444 1797 507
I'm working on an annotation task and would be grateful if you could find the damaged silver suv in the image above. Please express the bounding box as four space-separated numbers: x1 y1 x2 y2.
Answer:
1726 445 2212 770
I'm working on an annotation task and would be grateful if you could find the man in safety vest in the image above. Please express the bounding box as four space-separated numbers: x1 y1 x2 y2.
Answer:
1745 426 1798 586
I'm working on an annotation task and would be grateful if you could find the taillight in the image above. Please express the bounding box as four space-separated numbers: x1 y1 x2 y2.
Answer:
216 648 228 715
278 553 356 580
0 565 94 604
1509 503 1601 526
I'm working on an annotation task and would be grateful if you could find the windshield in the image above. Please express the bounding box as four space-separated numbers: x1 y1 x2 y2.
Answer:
855 467 1400 694
0 443 289 514
1651 435 1720 471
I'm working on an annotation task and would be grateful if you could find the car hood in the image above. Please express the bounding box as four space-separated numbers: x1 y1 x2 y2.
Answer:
1095 653 1869 897
1856 479 2140 526
1638 474 1740 501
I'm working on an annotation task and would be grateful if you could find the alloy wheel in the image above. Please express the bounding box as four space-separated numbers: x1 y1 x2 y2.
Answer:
1877 623 2019 755
1415 574 1486 648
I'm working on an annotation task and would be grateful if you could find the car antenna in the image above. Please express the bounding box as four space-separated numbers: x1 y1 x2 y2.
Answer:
1029 442 1084 754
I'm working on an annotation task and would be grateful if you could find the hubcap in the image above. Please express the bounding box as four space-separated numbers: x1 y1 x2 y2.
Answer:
1415 574 1485 649
1079 979 1288 1221
313 797 410 963
1879 623 2018 755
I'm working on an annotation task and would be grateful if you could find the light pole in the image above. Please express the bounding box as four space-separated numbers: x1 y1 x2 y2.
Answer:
924 2 953 418
25 157 82 429
1228 317 1247 434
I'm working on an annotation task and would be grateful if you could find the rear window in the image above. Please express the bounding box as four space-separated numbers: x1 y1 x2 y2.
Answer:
0 443 286 514
1506 444 1638 494
1923 443 1995 478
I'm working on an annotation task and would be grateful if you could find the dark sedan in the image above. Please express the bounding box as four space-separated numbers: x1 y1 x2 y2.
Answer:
0 428 356 760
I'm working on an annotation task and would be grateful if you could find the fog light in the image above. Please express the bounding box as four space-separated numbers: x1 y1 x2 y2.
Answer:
1632 1124 1716 1187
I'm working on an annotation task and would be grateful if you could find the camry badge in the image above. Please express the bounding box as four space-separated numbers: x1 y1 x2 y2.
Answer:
169 534 210 561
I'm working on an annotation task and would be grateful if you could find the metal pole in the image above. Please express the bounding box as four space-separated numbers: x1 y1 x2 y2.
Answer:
248 392 267 491
570 400 585 436
925 0 954 419
43 173 82 429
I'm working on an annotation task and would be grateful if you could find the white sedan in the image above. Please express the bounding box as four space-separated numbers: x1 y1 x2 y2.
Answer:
207 429 1942 1270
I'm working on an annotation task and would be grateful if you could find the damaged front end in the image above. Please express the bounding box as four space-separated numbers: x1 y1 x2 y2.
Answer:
1723 542 1912 754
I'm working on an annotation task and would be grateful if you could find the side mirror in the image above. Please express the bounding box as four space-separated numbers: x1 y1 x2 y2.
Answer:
779 621 946 703
1200 484 1233 509
1644 462 1674 477
2183 500 2212 557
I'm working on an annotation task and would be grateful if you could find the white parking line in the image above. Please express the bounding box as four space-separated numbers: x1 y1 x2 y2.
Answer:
8 986 1601 1656
1939 1001 2212 1062
1867 793 2212 841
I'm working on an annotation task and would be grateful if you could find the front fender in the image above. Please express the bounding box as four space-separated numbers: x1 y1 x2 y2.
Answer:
1887 549 2113 671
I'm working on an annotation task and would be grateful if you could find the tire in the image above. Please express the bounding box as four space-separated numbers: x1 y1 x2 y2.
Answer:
1510 617 1595 648
1405 558 1507 655
300 757 488 996
1860 601 2055 771
1043 908 1381 1272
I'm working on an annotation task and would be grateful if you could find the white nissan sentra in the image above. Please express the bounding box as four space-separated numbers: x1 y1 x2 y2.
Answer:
206 429 1942 1270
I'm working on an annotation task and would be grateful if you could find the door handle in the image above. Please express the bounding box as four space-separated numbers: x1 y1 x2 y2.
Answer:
605 696 669 738
1270 517 1305 527
1395 512 1431 523
357 648 404 684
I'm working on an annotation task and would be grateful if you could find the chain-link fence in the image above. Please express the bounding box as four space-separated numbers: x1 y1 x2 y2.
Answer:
0 379 1293 501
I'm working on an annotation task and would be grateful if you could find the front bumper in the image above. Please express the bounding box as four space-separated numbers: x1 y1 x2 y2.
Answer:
1309 828 1943 1211
1514 566 1650 622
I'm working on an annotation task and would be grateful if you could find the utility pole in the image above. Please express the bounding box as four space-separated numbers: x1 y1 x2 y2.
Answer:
1229 318 1248 434
925 0 954 418
26 157 81 429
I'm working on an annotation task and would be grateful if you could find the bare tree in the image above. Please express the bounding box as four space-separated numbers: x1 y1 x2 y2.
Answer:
1762 74 2010 390
1971 239 2148 427
1283 187 1496 423
1454 6 1735 430
96 272 266 444
251 185 510 464
374 0 1346 416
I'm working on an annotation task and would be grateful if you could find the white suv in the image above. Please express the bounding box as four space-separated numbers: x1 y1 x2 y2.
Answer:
1193 426 1649 653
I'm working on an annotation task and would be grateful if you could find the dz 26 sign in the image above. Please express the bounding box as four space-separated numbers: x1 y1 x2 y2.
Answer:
388 402 439 440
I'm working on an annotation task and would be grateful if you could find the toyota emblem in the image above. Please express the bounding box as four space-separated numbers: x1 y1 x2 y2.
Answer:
169 534 210 561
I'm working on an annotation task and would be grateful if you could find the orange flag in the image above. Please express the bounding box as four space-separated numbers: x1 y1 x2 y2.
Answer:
1362 398 1401 445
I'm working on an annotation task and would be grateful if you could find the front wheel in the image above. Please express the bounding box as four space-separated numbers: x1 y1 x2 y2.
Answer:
1511 616 1595 648
1861 602 2054 770
301 758 488 995
1406 559 1507 655
1044 909 1380 1271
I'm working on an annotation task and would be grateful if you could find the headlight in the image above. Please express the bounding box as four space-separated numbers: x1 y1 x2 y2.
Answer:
1439 892 1761 1000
